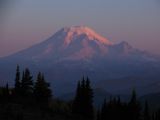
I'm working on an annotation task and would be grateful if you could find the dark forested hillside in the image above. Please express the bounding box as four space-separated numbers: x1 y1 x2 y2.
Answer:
0 65 160 120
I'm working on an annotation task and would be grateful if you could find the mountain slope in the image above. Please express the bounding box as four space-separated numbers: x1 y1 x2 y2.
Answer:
8 26 112 61
0 26 160 96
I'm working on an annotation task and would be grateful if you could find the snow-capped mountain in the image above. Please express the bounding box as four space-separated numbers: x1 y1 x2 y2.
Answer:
7 26 154 63
10 26 113 61
0 26 160 96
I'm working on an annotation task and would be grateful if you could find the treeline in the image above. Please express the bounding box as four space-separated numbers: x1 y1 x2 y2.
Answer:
0 65 52 120
14 65 51 106
0 65 160 120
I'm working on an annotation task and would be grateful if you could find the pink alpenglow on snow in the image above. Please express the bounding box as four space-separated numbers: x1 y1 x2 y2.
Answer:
61 26 113 47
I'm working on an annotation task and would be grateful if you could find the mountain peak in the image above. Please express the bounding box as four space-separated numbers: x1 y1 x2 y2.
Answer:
58 26 113 46
62 26 98 34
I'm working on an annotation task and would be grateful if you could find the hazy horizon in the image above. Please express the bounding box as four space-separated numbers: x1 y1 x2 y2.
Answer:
0 0 160 57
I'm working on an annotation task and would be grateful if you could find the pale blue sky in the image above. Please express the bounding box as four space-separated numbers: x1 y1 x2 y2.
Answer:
0 0 160 57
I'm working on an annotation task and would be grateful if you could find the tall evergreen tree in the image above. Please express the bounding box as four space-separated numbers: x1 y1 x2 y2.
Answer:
101 98 107 120
21 68 33 97
128 90 141 120
2 83 10 103
84 77 94 119
34 72 52 106
143 101 151 120
72 77 94 119
14 65 21 96
72 81 81 114
5 83 9 96
6 83 10 98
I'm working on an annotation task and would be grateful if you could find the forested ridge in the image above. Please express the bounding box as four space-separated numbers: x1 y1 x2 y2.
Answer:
0 65 160 120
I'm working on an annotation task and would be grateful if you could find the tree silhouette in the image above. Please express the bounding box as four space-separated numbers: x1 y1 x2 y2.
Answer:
2 65 160 120
34 72 52 106
143 101 151 120
14 65 21 97
128 90 141 120
100 98 108 120
72 81 81 114
21 68 33 96
72 77 94 119
20 68 33 105
3 83 10 103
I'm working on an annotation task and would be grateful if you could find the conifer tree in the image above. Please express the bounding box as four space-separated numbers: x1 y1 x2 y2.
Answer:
85 77 94 119
5 83 10 99
128 90 141 120
101 98 107 120
34 72 52 106
14 65 21 96
5 83 9 96
143 101 151 120
72 77 94 119
72 81 81 114
1 83 10 103
21 68 33 97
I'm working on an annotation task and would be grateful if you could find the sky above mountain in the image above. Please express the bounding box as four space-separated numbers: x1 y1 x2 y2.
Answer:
0 0 160 57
